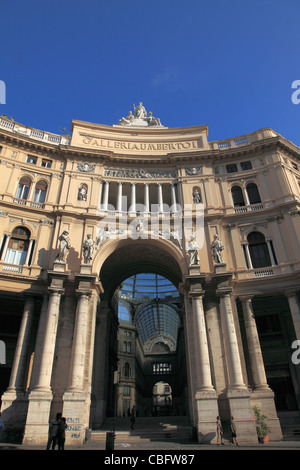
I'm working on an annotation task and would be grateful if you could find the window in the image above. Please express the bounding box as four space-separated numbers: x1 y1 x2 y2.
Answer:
241 161 252 171
231 185 245 207
33 180 47 203
152 363 172 374
123 386 131 397
226 163 238 173
246 183 261 205
16 177 31 200
5 227 31 266
26 155 37 165
247 232 271 268
41 159 52 168
124 362 130 378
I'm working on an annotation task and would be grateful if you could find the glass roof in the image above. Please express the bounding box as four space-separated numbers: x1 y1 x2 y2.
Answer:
117 273 181 351
119 273 179 301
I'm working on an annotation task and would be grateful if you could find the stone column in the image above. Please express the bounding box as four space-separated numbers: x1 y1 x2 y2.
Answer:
102 180 110 211
0 297 35 431
62 264 98 446
7 297 35 392
170 182 177 212
23 261 68 445
240 297 269 390
116 181 123 213
186 273 219 444
190 293 214 391
286 290 300 340
157 183 164 212
219 293 246 390
240 296 283 440
218 290 257 444
0 234 10 261
129 182 136 216
66 293 90 391
144 183 150 214
243 242 253 269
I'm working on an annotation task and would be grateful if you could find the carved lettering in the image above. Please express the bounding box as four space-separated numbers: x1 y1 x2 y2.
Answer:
80 136 202 153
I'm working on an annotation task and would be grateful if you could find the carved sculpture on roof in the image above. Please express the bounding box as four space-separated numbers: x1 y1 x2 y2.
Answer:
118 102 163 127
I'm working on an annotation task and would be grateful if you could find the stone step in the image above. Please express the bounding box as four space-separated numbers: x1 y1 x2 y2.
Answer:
90 416 193 443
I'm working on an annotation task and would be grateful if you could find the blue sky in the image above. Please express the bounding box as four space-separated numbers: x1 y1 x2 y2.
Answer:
1 0 300 145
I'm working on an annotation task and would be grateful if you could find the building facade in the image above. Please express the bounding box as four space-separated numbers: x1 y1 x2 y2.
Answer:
0 104 300 446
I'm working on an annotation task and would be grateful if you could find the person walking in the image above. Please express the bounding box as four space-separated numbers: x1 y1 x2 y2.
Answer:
216 416 224 445
230 415 239 446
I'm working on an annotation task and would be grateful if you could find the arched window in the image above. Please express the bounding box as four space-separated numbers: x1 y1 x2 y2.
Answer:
33 180 47 203
16 177 31 200
231 185 245 207
246 183 261 205
5 227 31 265
247 231 271 268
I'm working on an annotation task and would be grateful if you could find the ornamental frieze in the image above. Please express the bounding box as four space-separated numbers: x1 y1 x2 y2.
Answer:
103 168 177 179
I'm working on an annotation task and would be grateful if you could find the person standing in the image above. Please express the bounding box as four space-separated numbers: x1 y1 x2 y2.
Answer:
230 415 239 446
216 416 224 445
46 413 62 450
130 406 136 430
57 417 68 450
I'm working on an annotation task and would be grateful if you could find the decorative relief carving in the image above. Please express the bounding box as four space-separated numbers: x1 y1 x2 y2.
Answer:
103 168 177 179
185 166 202 176
76 162 95 173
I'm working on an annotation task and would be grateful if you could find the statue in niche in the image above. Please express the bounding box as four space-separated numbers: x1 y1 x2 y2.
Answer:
187 235 200 266
78 184 87 201
193 188 202 204
55 230 71 262
82 234 94 264
211 234 224 264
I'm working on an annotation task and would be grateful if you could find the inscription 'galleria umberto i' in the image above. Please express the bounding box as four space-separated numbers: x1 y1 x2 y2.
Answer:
80 136 202 152
73 103 207 154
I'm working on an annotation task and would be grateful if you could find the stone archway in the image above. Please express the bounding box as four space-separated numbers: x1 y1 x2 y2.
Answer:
91 238 187 426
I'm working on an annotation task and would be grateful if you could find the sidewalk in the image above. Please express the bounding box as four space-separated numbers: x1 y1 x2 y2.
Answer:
0 439 299 451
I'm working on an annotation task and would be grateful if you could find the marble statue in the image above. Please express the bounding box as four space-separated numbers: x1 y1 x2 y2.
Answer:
193 189 202 204
55 230 71 262
187 235 200 266
118 103 162 127
78 184 87 201
211 234 224 264
83 234 94 264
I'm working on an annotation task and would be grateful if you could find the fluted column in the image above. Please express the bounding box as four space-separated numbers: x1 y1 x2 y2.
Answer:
240 297 269 389
67 293 90 391
219 293 246 390
157 183 163 212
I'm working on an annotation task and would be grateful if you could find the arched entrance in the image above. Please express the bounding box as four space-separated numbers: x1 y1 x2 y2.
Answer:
152 381 172 416
91 238 188 426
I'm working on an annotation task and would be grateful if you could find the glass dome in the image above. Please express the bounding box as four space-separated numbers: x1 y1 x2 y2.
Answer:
117 273 181 351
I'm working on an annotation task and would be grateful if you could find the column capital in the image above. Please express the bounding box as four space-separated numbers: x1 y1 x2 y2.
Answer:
238 294 255 303
285 289 300 298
